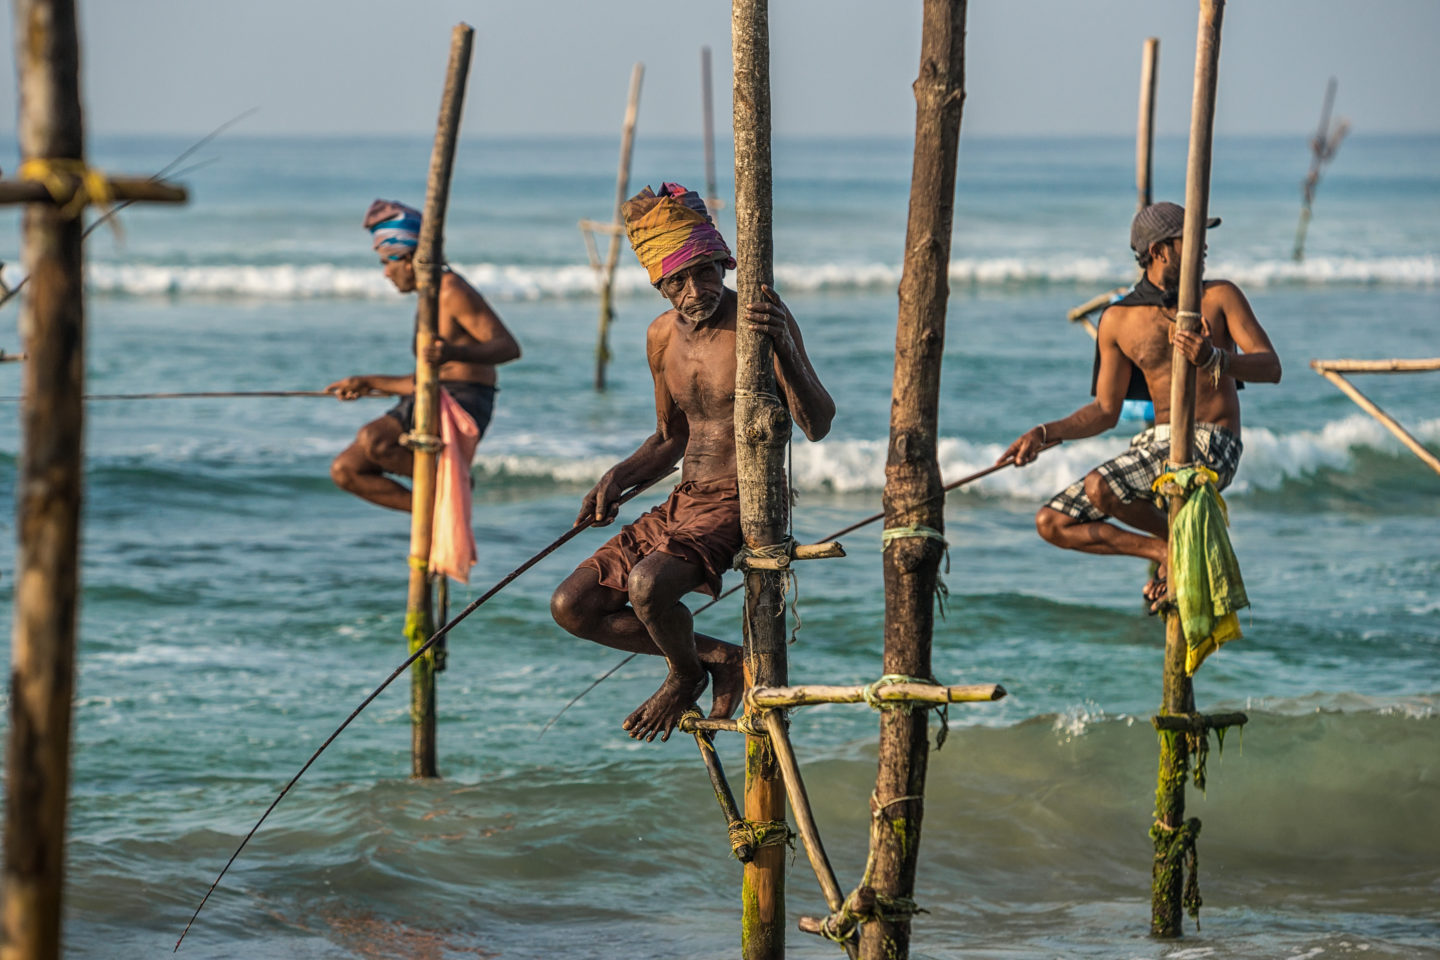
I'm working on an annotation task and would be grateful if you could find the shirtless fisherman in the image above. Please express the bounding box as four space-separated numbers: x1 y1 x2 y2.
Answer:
1000 202 1281 604
327 200 521 511
550 183 835 742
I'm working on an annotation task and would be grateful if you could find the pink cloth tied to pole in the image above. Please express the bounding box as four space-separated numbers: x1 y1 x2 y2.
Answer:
429 389 480 583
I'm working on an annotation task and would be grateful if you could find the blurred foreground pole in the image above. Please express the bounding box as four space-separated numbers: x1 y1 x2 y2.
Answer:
1 1 187 956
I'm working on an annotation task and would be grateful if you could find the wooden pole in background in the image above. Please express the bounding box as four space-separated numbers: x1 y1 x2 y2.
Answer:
404 23 474 780
1137 37 1159 212
3 4 86 955
1153 0 1223 938
702 45 720 207
732 2 788 957
594 62 644 392
1293 77 1346 263
862 2 968 958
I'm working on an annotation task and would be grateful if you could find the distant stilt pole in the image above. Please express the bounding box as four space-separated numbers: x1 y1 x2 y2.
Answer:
594 63 644 392
1152 0 1224 938
1293 77 1348 262
702 45 720 208
405 23 475 780
1137 37 1159 212
732 1 789 957
861 2 969 958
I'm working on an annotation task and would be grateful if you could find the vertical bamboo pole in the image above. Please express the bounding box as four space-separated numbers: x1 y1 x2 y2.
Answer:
594 62 644 391
1137 37 1159 212
732 2 788 957
405 23 474 780
702 45 719 207
1152 0 1224 938
862 2 968 958
3 2 85 957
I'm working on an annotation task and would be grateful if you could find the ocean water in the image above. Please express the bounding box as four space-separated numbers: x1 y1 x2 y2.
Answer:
0 132 1438 959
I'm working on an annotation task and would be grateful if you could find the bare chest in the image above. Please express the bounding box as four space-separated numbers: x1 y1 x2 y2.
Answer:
664 326 737 418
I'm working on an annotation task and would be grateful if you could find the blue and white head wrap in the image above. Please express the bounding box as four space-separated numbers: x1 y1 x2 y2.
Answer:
363 199 422 261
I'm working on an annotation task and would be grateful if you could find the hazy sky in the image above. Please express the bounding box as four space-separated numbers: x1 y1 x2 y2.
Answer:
1 0 1436 140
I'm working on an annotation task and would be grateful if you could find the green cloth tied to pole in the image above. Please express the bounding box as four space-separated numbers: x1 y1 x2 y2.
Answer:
1152 466 1248 675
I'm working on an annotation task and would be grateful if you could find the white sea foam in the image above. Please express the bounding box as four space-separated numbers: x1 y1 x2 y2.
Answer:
74 254 1440 301
461 414 1440 496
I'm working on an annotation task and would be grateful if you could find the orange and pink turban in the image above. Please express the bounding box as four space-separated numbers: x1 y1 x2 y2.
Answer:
621 183 735 285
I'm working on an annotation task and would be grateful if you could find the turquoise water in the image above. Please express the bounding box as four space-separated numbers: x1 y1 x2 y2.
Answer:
1 133 1438 958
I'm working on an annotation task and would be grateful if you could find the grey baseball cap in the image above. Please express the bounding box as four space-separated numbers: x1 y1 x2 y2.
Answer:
1131 201 1220 254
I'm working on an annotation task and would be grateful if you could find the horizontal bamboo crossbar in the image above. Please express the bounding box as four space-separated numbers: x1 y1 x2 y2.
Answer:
1151 711 1248 734
1310 358 1440 374
1311 364 1440 476
748 681 1005 709
1067 286 1127 322
0 177 187 205
742 541 846 570
577 218 625 236
679 716 741 733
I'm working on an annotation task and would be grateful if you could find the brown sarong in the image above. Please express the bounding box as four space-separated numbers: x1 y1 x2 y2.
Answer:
580 477 741 599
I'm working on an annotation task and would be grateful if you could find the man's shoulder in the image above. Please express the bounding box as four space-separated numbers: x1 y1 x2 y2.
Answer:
440 269 484 303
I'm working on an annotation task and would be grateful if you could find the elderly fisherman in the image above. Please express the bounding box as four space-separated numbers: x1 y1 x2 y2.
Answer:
327 200 521 512
549 183 836 742
1000 202 1281 608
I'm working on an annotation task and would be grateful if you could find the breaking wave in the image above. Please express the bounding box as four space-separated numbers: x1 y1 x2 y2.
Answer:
73 254 1440 301
467 414 1440 498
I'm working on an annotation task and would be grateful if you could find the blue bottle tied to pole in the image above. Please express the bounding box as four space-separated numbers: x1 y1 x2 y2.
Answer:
1121 398 1155 423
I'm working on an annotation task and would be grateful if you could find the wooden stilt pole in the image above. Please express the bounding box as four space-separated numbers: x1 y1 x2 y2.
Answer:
862 3 968 958
702 46 720 209
731 2 788 956
1 2 187 956
594 63 644 392
1067 36 1161 337
1293 78 1347 263
1152 0 1224 938
1137 38 1159 213
404 23 474 780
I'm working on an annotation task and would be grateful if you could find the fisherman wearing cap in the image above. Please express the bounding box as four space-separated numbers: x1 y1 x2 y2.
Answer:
326 199 521 511
1000 201 1282 608
549 183 835 743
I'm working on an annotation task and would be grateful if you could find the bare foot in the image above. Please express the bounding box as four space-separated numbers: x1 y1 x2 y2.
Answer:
623 668 708 742
705 647 744 720
1144 562 1170 615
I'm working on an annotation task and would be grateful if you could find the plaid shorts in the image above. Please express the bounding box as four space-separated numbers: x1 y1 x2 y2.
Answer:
1045 422 1242 522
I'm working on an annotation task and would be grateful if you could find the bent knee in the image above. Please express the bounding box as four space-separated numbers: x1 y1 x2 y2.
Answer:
359 421 400 459
1035 506 1070 545
330 455 357 491
549 587 587 635
1082 471 1119 512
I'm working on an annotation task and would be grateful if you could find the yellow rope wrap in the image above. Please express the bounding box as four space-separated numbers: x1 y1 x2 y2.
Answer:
18 158 115 220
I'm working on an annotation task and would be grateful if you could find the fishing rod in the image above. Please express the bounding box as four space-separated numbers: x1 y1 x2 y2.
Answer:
0 390 384 402
0 107 258 312
537 440 1063 737
174 469 675 952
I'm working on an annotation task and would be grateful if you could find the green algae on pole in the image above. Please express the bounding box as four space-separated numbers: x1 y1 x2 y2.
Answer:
405 23 474 780
731 0 789 955
863 2 969 957
1153 0 1224 938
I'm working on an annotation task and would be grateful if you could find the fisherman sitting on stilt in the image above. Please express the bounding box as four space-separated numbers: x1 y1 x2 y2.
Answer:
327 199 521 512
1000 202 1281 609
550 183 835 742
